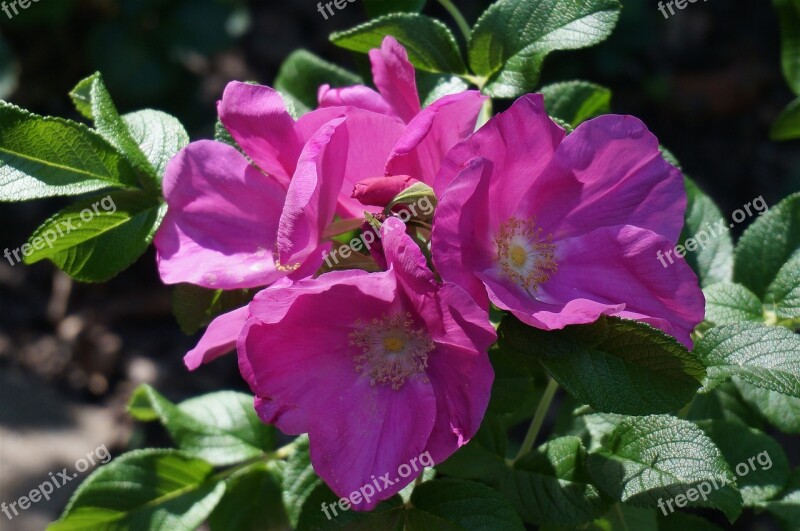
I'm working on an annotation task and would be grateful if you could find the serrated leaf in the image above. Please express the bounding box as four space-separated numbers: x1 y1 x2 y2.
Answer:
275 50 363 115
540 81 611 127
504 436 608 526
734 193 799 299
587 415 742 521
499 316 705 415
696 420 789 506
765 253 800 319
283 435 323 527
76 73 160 188
702 282 763 326
410 479 525 530
22 190 164 282
331 14 466 74
468 0 621 97
123 110 189 178
695 322 800 398
209 462 288 531
127 385 276 467
0 102 139 201
735 380 800 434
681 178 735 287
771 97 800 141
48 449 226 531
774 0 800 94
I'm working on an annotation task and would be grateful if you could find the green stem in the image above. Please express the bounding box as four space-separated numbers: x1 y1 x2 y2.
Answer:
514 377 559 463
437 0 471 41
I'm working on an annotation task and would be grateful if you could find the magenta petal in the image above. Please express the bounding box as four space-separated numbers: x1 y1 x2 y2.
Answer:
154 140 286 289
527 225 704 346
184 306 249 371
318 84 395 117
386 91 486 186
543 115 686 241
369 36 421 123
309 377 436 509
217 82 300 186
432 158 500 308
277 117 348 269
239 270 396 434
434 94 565 205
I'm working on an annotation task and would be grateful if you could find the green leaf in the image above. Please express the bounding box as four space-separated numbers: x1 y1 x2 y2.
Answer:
503 436 608 525
435 415 509 482
542 504 659 531
696 420 789 506
275 50 363 115
734 192 800 299
295 482 404 530
771 97 800 141
468 0 621 98
364 0 427 17
735 380 800 434
410 479 525 530
123 110 189 178
702 282 763 326
417 73 470 107
127 385 276 467
69 75 95 120
758 468 800 529
172 284 253 335
684 382 764 429
694 322 800 398
765 253 800 319
0 102 139 201
0 37 18 100
48 449 226 531
774 0 800 94
283 435 323 528
209 462 289 531
23 190 164 282
499 316 705 415
331 14 466 74
74 73 160 188
540 81 611 127
587 415 742 521
680 178 735 287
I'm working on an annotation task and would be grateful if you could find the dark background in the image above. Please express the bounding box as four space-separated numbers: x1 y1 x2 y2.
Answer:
0 0 796 529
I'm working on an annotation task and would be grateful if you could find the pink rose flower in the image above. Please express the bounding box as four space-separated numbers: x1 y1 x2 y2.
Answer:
432 94 704 347
238 218 496 509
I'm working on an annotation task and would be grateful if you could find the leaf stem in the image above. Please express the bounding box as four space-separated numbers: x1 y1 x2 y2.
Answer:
513 377 559 463
437 0 471 42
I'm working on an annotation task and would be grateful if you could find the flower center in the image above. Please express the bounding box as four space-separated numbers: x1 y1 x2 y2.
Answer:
350 313 434 390
495 216 558 294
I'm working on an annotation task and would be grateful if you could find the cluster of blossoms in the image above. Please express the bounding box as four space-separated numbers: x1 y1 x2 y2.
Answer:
153 36 704 509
